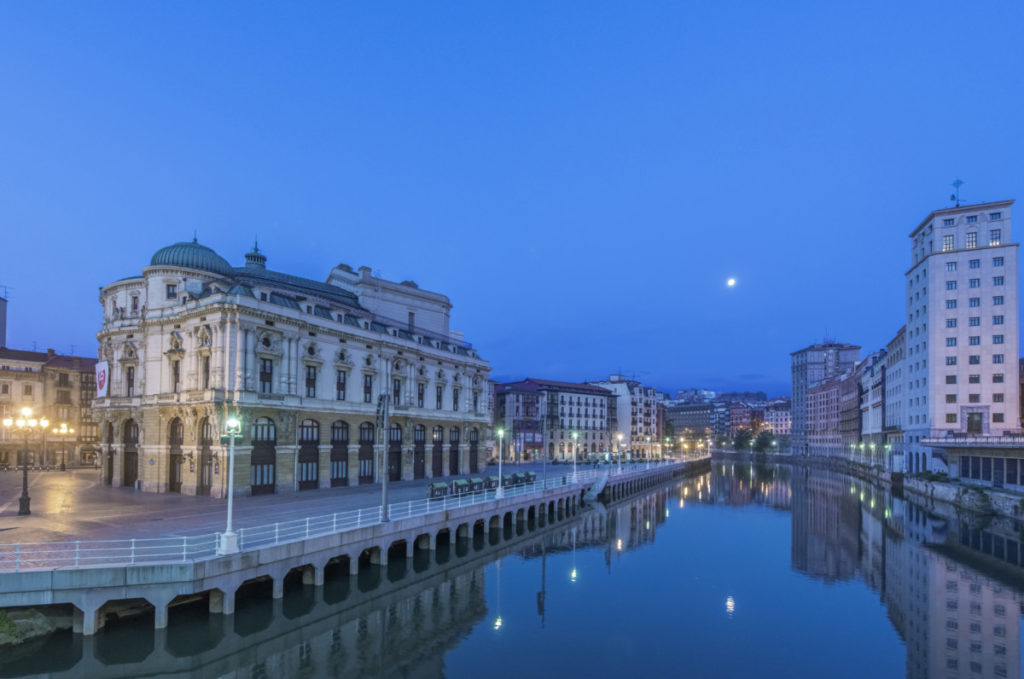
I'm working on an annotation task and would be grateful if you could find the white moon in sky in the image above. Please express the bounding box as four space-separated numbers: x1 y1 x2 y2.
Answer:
727 278 736 287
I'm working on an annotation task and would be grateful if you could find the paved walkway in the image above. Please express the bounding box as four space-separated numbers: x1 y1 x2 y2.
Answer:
0 461 644 545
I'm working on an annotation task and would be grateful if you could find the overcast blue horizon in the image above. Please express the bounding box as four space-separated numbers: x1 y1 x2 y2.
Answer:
2 2 1023 397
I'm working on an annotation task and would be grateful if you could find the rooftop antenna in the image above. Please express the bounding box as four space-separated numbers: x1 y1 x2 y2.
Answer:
951 178 964 207
192 229 198 243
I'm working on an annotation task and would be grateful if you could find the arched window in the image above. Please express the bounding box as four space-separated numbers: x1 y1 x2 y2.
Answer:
450 427 460 444
299 419 319 443
200 418 213 444
253 417 276 442
124 420 139 444
432 426 444 443
389 423 402 443
414 424 426 443
169 418 184 445
331 421 349 444
359 422 375 444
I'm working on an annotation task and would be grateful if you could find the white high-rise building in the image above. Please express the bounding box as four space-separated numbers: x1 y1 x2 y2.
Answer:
903 200 1020 475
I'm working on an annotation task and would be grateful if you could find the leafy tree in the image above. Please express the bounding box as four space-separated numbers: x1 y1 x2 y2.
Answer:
732 428 754 450
753 430 775 453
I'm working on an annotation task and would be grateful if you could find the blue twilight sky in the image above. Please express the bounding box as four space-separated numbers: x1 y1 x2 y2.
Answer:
2 2 1023 397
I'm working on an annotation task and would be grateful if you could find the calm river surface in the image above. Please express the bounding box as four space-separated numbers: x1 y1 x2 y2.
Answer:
2 461 1023 678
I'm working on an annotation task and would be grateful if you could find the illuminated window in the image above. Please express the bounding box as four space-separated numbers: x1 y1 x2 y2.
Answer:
966 232 977 248
942 234 954 251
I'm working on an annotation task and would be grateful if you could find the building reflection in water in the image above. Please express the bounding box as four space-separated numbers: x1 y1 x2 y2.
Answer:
695 462 1024 679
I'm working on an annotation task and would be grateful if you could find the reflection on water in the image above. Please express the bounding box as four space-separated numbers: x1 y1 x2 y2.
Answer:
1 463 1022 679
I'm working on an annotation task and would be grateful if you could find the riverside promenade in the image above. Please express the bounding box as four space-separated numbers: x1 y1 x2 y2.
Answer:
0 457 705 635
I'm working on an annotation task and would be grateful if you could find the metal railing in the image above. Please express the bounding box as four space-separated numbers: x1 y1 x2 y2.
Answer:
0 460 688 573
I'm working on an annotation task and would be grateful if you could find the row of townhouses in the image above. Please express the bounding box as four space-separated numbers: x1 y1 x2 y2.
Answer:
789 200 1023 494
664 395 791 440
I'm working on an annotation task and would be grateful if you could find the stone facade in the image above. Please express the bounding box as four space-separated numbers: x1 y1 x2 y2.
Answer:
0 347 99 467
587 374 664 459
91 240 490 496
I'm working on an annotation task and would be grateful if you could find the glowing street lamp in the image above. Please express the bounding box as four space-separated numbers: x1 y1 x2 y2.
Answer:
218 415 243 555
616 433 623 474
571 431 578 482
496 428 505 498
52 423 75 472
2 407 49 516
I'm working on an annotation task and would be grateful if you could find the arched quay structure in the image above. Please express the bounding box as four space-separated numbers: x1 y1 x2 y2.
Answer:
90 239 492 497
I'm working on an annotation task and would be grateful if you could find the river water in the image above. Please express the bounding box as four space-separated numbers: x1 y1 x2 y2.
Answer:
2 461 1022 678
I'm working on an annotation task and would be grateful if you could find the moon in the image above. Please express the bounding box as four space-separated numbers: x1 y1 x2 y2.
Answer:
727 278 736 287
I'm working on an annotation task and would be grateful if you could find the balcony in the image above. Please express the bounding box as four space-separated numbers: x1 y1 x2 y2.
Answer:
923 431 1024 449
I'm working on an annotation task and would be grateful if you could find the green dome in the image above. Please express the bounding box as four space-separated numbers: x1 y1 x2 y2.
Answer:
150 240 234 277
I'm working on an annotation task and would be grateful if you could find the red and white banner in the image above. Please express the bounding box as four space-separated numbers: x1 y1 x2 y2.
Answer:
95 361 109 398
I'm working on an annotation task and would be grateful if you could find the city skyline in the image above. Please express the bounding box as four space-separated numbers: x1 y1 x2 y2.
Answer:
3 3 1024 396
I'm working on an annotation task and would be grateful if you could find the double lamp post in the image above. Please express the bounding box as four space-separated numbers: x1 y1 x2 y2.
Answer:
2 407 50 516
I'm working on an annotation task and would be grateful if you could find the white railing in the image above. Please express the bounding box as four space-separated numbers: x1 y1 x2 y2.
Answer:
0 460 687 573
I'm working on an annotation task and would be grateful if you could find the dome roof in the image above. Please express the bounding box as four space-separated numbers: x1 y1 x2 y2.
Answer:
150 240 235 277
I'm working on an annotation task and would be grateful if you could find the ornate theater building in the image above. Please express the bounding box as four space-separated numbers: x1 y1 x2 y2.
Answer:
92 239 491 496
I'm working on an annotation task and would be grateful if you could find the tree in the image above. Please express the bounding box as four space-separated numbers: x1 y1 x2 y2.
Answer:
753 430 775 453
732 428 753 450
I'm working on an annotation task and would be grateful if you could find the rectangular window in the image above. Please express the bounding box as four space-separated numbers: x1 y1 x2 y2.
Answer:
969 394 980 403
993 393 1004 403
945 300 957 309
942 234 954 251
945 319 957 328
305 365 317 398
993 276 1004 286
990 212 1002 220
392 378 401 405
966 232 977 248
363 374 373 403
993 334 1004 344
969 258 980 269
993 373 1004 383
945 394 956 403
969 278 980 288
943 218 955 226
968 336 979 346
945 261 957 272
946 337 957 347
945 280 957 290
166 284 177 299
946 356 957 365
969 374 980 384
993 256 1004 266
983 457 992 481
993 413 1005 423
436 385 443 409
473 392 480 412
968 316 980 326
259 359 273 394
971 456 981 479
967 215 978 224
336 370 346 400
126 366 135 397
946 414 957 423
968 297 980 307
989 229 1001 245
993 295 1004 305
417 383 425 408
201 356 210 389
452 388 460 411
172 360 180 393
993 354 1004 364
945 375 957 384
993 315 1004 325
969 355 980 365
1007 459 1018 485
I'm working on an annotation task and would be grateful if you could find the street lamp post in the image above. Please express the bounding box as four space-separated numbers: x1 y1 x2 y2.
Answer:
571 432 578 482
496 428 505 499
2 407 49 516
616 433 623 474
53 423 74 472
218 416 243 555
